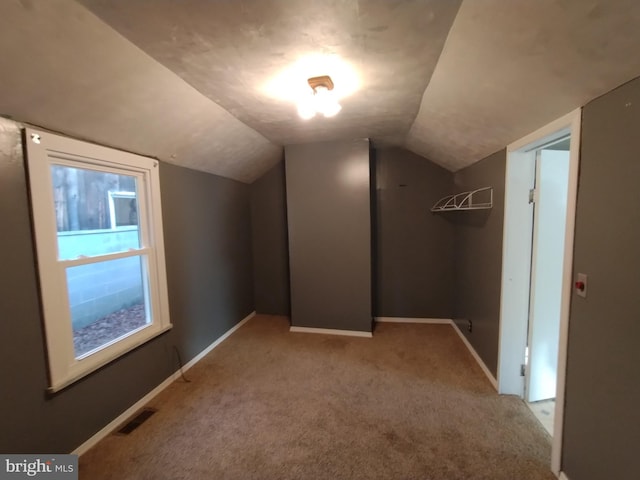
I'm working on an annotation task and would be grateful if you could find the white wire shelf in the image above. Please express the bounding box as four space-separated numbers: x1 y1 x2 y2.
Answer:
431 187 493 212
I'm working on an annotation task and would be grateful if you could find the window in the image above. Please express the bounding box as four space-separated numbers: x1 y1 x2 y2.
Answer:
26 129 171 392
108 191 138 228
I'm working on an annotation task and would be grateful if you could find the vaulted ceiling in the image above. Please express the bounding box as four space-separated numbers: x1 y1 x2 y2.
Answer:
1 0 640 182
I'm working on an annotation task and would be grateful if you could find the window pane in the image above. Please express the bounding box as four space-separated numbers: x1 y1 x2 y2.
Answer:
67 256 150 358
112 195 138 227
50 164 141 259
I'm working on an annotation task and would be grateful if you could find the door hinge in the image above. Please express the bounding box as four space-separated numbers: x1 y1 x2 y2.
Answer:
528 188 536 204
520 364 526 377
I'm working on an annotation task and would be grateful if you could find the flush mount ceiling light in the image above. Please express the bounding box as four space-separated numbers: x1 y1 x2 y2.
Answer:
297 75 342 119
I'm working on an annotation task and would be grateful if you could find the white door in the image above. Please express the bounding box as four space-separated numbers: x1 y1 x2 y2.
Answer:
526 149 570 402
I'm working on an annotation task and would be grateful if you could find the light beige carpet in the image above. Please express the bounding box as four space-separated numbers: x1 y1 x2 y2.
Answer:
80 315 554 480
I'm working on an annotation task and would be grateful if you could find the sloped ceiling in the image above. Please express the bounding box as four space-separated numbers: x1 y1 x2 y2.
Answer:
406 0 640 170
1 0 640 182
0 0 281 183
80 0 461 146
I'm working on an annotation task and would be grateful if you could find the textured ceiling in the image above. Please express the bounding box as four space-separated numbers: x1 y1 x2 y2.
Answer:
0 0 281 183
406 0 640 170
81 0 461 146
1 0 640 181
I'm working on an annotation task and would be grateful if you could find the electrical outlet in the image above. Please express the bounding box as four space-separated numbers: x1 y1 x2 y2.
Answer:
467 319 472 333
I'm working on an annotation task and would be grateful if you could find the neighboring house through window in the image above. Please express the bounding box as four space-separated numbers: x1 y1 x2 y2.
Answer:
108 191 138 228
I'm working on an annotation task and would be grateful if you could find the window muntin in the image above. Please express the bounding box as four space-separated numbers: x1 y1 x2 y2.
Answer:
26 129 171 392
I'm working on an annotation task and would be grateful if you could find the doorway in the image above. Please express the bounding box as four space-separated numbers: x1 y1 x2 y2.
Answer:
526 144 571 435
497 109 581 476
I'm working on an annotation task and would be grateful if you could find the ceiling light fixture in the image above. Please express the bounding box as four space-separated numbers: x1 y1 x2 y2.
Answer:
297 75 342 119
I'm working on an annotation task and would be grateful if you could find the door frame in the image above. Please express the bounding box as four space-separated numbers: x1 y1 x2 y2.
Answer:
497 108 581 475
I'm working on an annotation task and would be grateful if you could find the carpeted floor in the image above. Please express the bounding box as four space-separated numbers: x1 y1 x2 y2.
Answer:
79 315 554 480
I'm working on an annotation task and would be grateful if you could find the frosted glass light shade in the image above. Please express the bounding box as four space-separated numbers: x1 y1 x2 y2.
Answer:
320 101 342 117
297 86 342 119
297 96 316 119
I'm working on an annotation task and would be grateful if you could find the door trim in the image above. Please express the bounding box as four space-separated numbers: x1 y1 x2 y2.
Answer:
497 108 581 476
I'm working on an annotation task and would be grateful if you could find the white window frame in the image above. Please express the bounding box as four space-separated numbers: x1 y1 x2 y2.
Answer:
25 128 172 393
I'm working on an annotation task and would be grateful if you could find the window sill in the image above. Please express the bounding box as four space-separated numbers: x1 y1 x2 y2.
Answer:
46 323 173 394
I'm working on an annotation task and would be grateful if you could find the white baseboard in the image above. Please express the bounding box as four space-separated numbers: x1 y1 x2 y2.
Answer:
289 325 373 338
72 311 256 456
182 311 256 370
375 317 452 324
559 472 570 480
450 322 498 390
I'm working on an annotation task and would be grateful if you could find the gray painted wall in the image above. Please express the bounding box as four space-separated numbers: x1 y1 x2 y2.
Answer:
250 160 290 315
375 147 454 318
452 150 506 376
562 78 640 479
161 162 255 358
0 118 254 453
285 139 372 332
